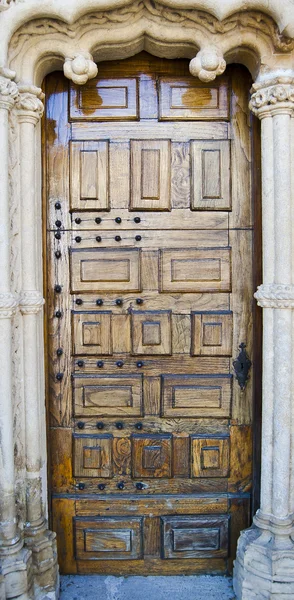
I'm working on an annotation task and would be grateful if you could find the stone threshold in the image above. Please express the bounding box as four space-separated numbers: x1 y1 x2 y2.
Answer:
60 574 235 599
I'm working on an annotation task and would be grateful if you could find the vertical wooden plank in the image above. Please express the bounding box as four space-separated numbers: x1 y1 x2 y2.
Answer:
228 497 250 573
52 498 77 574
50 428 73 491
139 76 158 119
112 314 130 353
171 142 190 209
144 517 161 557
230 229 253 424
141 250 159 291
229 66 252 228
45 72 71 231
143 376 161 416
172 314 191 354
229 425 252 493
173 436 190 477
109 141 130 209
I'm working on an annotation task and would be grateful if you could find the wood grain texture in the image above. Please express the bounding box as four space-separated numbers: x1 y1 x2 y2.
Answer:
45 59 258 575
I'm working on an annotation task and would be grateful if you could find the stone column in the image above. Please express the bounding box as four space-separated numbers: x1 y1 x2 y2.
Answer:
0 73 33 600
234 79 294 599
16 87 58 597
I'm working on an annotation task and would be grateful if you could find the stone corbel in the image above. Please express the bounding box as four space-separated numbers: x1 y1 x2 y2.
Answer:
189 46 226 82
63 52 98 85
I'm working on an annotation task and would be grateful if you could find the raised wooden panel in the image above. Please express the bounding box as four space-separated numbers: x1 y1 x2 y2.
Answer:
191 436 230 478
70 141 109 211
73 434 112 478
73 374 143 417
191 312 233 356
70 78 138 120
131 141 171 211
75 517 143 560
161 249 231 293
161 515 229 559
70 248 141 292
191 141 231 210
159 78 229 120
131 311 172 355
72 312 112 355
132 434 172 478
162 375 232 418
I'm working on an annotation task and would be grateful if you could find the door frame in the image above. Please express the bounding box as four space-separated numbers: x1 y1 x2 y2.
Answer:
0 2 293 599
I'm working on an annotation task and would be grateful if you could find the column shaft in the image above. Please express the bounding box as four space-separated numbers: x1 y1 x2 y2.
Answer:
0 82 20 551
18 98 45 534
259 115 275 518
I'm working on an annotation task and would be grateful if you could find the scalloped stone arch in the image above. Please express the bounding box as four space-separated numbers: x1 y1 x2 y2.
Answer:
6 1 294 85
1 2 294 600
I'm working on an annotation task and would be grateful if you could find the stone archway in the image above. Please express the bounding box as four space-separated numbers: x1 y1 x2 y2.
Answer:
0 2 294 598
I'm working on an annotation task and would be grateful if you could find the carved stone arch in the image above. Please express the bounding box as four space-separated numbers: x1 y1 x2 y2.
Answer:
0 2 294 600
7 2 294 85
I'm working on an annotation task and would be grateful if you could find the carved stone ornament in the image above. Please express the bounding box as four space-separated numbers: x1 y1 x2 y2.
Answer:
0 292 18 318
15 85 44 119
189 46 226 82
19 291 45 315
0 0 23 10
63 53 98 85
250 80 294 116
254 284 294 308
0 73 19 109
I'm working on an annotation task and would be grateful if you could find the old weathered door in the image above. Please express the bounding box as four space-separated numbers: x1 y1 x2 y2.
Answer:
44 54 258 575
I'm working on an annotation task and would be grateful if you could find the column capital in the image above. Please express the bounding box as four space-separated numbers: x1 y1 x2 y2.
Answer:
249 78 294 118
0 74 19 111
0 292 18 319
254 284 294 308
16 85 45 123
19 291 45 315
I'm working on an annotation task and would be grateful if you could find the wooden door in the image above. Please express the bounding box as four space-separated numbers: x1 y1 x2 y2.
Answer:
44 54 258 575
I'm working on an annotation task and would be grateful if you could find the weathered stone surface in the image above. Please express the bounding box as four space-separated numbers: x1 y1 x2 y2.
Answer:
1 1 294 599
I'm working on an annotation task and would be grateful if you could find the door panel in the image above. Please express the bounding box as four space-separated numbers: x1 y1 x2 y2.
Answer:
45 54 256 575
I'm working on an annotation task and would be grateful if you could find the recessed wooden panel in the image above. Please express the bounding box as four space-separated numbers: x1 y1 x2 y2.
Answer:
159 78 229 120
161 515 229 558
73 374 143 417
131 311 172 355
191 312 233 356
72 312 112 355
161 249 231 293
73 434 112 478
162 375 232 418
191 141 231 210
70 141 109 211
70 248 141 292
131 140 171 210
75 517 143 560
191 436 230 478
70 78 138 120
132 434 172 478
